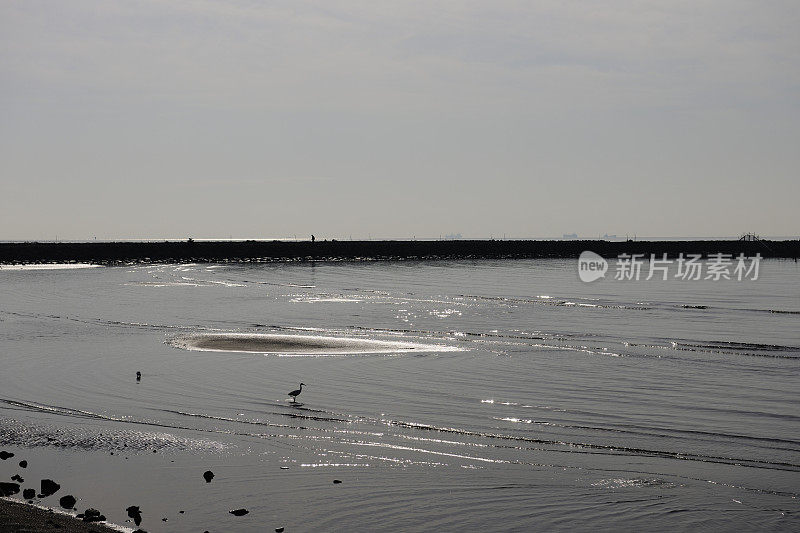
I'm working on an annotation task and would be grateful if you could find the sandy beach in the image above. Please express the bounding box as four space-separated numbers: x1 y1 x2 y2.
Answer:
169 332 460 355
0 498 122 533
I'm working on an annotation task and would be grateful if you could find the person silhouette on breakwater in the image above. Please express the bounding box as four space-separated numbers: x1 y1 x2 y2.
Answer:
311 235 315 242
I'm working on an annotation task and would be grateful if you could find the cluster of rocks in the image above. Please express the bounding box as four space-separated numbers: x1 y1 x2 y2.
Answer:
2 449 127 530
0 481 20 497
3 450 342 531
0 454 30 498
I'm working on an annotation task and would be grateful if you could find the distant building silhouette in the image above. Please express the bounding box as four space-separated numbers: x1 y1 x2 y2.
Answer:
739 232 761 241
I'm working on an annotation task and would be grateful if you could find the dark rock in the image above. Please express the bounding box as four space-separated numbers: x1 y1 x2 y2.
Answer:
229 508 249 516
203 470 214 483
126 505 142 526
11 474 23 482
276 528 285 532
0 482 20 496
333 479 342 484
39 478 61 497
0 451 14 460
133 530 148 533
60 494 77 509
179 510 184 514
23 488 36 499
162 518 168 522
82 508 105 522
19 460 28 468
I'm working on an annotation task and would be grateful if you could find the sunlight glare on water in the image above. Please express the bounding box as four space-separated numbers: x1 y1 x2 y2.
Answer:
0 259 798 531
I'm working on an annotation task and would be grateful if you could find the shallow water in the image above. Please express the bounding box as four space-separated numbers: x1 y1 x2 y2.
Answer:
1 259 799 531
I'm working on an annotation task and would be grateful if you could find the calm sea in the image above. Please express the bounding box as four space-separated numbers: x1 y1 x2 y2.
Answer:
1 259 799 531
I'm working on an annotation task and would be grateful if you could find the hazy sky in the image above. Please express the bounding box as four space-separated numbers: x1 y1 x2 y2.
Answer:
1 1 798 240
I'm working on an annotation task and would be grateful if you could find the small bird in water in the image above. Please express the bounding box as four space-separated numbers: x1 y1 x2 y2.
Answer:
136 371 141 382
288 383 305 403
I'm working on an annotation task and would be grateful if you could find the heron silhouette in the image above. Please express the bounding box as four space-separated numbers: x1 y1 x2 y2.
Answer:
288 383 305 403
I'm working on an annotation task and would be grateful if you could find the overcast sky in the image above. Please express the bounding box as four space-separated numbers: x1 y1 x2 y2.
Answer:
1 1 798 240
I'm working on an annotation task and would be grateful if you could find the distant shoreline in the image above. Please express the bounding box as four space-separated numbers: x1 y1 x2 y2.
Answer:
0 239 798 265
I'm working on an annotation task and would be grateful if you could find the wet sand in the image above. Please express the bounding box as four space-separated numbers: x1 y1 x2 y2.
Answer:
1 239 797 264
169 333 460 354
0 498 121 533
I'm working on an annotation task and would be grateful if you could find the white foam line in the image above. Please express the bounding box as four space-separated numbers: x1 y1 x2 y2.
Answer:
347 441 509 464
291 297 362 303
0 263 101 271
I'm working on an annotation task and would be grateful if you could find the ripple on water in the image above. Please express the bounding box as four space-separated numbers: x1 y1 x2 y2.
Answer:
591 477 677 489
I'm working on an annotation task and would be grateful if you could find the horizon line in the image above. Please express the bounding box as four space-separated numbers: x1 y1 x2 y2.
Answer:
2 235 799 243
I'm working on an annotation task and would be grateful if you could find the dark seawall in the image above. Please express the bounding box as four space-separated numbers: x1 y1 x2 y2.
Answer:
1 240 798 264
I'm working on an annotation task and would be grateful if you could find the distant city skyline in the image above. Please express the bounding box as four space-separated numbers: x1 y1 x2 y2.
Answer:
2 1 798 240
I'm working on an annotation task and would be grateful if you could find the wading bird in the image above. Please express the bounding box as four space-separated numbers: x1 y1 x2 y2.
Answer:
288 383 305 403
